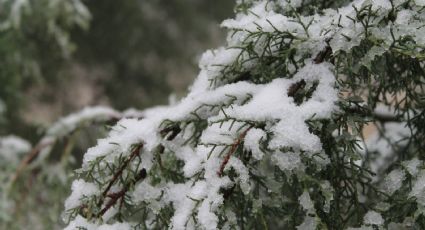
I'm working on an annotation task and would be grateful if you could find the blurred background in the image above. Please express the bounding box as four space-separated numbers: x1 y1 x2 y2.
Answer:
0 1 235 228
0 0 235 142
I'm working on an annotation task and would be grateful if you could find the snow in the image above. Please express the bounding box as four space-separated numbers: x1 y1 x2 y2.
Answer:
299 191 314 213
24 106 123 165
272 151 303 172
64 2 340 227
165 178 232 230
289 0 302 8
222 0 398 53
64 179 98 211
415 0 425 6
198 199 219 230
0 135 31 163
62 0 425 228
132 180 164 214
403 158 421 176
229 0 425 58
46 106 121 138
122 108 145 118
360 46 386 70
382 169 405 195
395 9 414 25
132 181 162 203
224 62 338 154
243 128 266 160
167 183 195 229
297 216 317 230
64 215 131 230
72 61 337 229
410 170 425 206
225 157 252 194
0 135 31 223
10 0 29 28
297 191 317 229
372 0 392 10
364 122 411 175
363 211 384 225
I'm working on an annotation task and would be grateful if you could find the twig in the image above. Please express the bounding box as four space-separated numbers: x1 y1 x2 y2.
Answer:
160 124 182 141
218 126 253 176
345 107 401 122
313 45 332 64
95 143 144 217
100 144 143 199
10 117 122 187
97 168 147 217
372 112 401 123
287 79 306 97
9 138 55 186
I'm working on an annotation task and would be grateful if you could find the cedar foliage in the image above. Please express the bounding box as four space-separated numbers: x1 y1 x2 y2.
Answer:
60 0 425 229
4 0 425 229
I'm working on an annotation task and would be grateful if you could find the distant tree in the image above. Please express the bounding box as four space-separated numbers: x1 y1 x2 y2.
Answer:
0 0 90 135
0 0 235 229
72 0 235 110
57 0 425 229
0 0 234 139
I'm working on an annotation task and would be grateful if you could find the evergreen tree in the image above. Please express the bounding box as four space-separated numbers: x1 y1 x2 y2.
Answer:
0 0 90 134
0 1 234 228
5 0 425 229
0 0 90 228
61 0 425 229
72 0 234 110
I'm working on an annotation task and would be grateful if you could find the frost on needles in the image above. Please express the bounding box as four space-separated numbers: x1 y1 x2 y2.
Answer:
63 0 425 229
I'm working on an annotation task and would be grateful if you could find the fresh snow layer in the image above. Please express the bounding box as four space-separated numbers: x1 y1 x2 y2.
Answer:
0 135 31 163
64 0 425 228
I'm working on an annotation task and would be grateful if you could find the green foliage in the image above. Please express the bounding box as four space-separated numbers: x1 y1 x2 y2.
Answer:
2 0 425 229
57 0 425 229
0 0 90 135
73 0 234 109
0 1 235 229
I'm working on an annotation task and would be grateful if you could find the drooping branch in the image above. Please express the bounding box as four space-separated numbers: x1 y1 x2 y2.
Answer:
10 114 122 187
9 138 55 186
